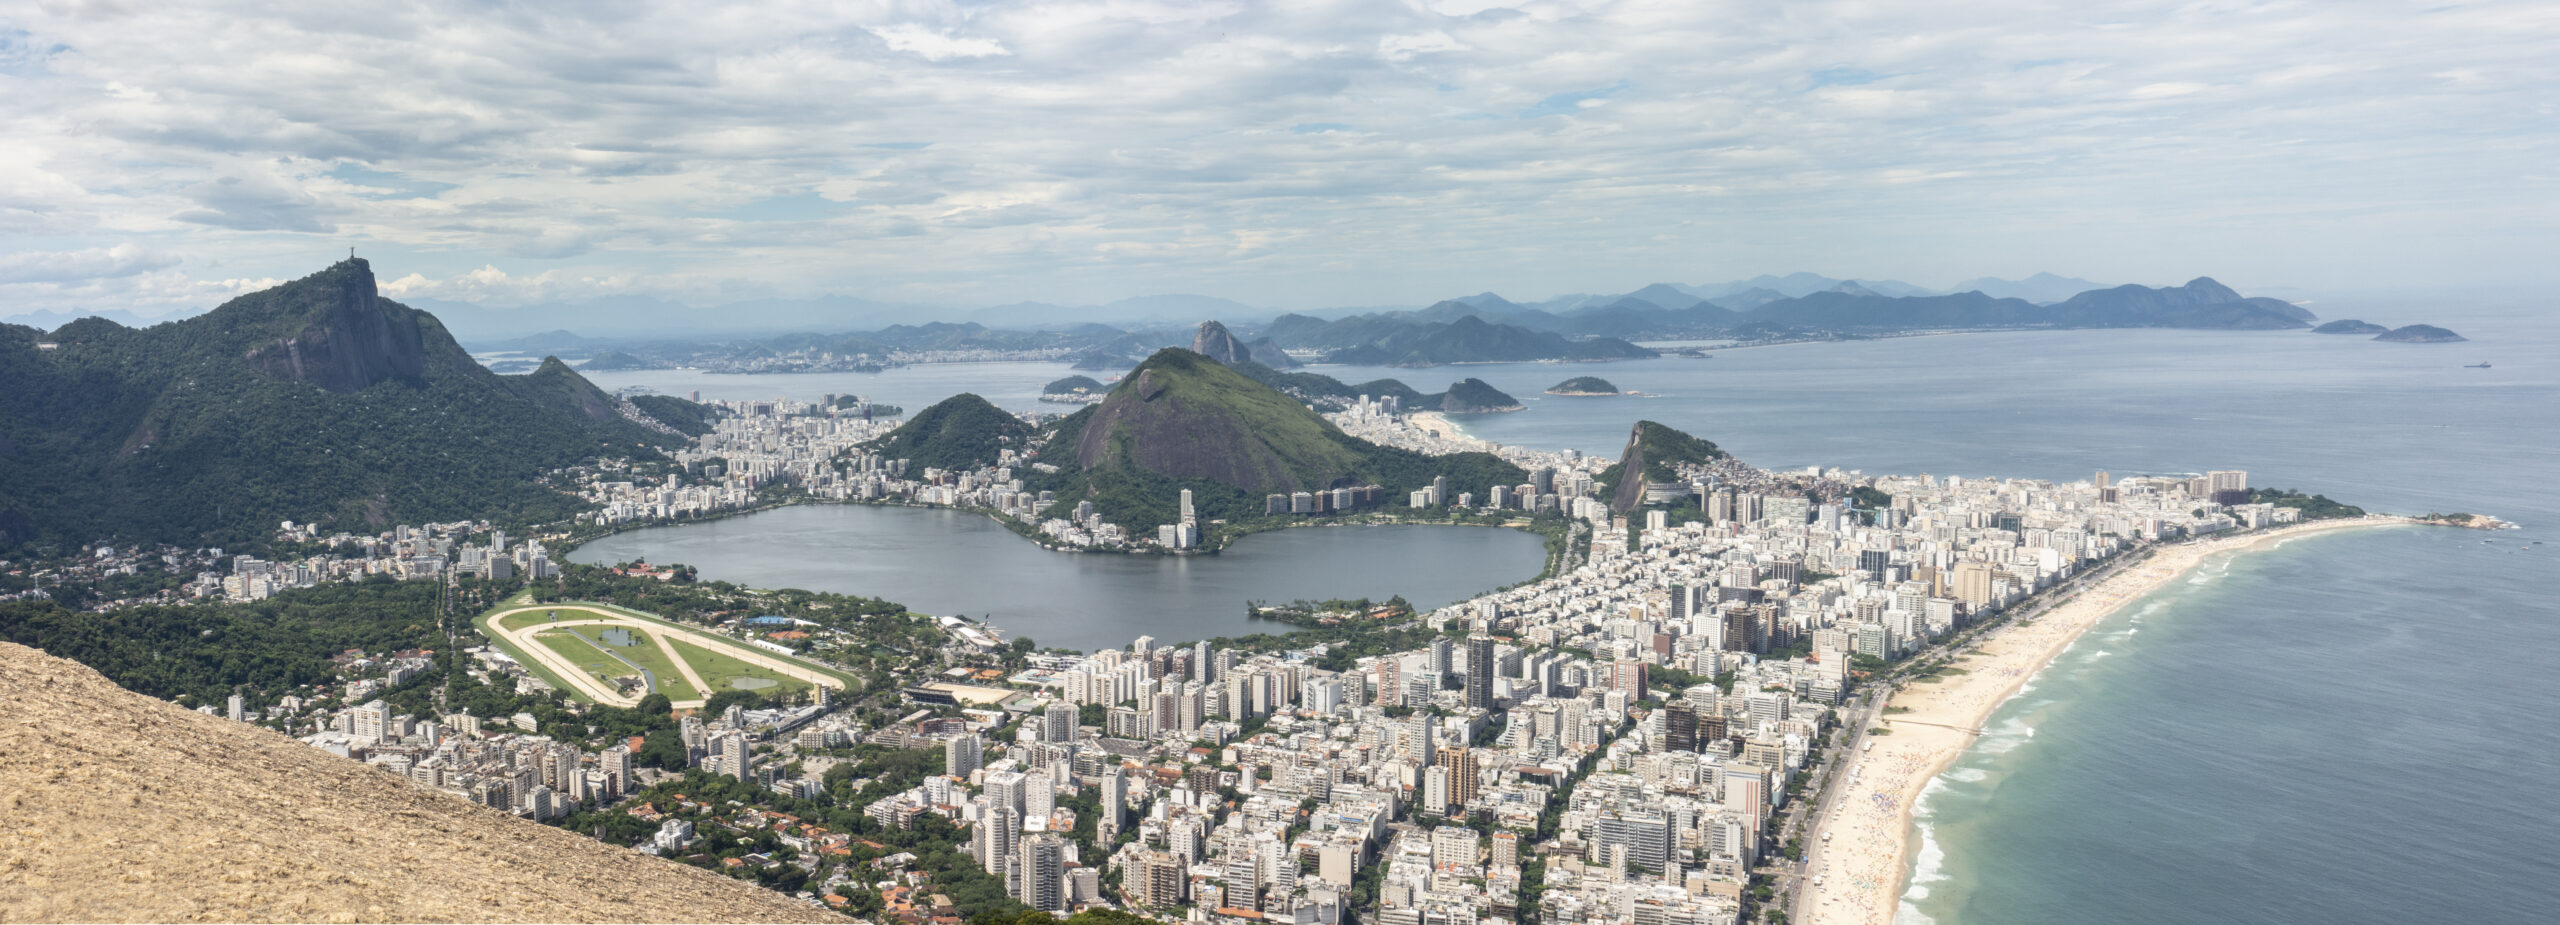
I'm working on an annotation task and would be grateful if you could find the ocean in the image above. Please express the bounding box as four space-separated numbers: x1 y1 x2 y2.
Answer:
577 296 2560 922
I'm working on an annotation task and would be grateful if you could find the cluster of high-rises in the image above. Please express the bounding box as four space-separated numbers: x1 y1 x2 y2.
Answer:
192 521 555 601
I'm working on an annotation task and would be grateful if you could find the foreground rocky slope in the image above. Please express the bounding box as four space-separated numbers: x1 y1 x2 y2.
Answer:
0 641 826 924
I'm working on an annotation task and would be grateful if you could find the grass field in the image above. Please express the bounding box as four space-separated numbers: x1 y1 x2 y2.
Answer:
666 637 814 697
531 628 705 702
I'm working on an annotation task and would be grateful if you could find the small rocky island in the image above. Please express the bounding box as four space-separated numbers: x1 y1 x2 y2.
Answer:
1546 376 1621 396
2375 324 2467 343
2311 319 2390 335
1439 377 1525 413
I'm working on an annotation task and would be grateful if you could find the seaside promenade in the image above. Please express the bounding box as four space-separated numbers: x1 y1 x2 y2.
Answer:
1795 516 2417 925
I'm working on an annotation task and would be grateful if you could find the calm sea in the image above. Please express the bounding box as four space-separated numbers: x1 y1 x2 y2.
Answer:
575 297 2559 923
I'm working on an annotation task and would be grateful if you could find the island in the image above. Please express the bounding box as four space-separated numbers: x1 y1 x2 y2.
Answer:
1437 377 1526 413
1546 376 1621 395
2310 319 2390 335
2375 324 2466 343
1039 374 1107 403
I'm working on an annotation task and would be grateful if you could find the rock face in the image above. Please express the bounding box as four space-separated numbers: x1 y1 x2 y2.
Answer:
241 260 429 392
0 641 827 924
1597 420 1731 513
2374 324 2466 343
1192 319 1256 365
2312 319 2391 335
1439 377 1525 413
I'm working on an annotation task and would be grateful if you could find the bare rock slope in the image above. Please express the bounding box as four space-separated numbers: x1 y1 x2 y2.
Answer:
0 641 827 924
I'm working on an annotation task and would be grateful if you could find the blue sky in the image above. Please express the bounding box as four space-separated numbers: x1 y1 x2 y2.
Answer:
0 0 2552 319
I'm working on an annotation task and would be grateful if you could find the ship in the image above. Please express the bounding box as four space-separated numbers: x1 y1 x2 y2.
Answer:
2465 362 2492 368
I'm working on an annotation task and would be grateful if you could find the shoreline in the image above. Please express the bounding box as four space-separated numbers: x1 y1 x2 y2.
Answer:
1799 516 2422 925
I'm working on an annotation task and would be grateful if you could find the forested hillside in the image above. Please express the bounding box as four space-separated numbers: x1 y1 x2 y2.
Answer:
0 259 689 552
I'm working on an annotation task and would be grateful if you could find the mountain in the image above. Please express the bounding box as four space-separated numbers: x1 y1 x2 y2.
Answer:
1044 375 1107 396
1314 313 1658 366
1946 272 2107 304
2374 324 2466 343
579 350 662 370
0 641 824 924
1739 277 2312 332
2312 319 2392 335
0 259 689 550
1034 349 1525 528
1438 378 1524 413
1624 283 1710 310
1244 337 1302 368
1547 376 1620 395
2046 277 2313 328
1191 320 1256 365
1748 290 2046 329
1595 420 1731 513
862 393 1033 471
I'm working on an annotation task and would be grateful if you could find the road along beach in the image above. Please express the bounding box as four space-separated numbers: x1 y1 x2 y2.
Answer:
1797 516 2420 925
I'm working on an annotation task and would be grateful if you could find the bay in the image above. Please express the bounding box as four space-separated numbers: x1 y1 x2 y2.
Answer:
568 298 2560 923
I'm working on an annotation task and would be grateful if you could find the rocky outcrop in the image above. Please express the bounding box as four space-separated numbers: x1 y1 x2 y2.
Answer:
1192 319 1255 365
242 259 430 392
0 641 826 924
1439 378 1525 413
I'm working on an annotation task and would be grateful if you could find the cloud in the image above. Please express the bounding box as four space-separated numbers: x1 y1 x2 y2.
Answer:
0 0 2551 311
871 25 1010 61
0 243 179 284
171 175 337 233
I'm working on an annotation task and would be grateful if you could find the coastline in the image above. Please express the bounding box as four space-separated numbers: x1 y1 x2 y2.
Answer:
1407 410 1496 452
1798 516 2420 925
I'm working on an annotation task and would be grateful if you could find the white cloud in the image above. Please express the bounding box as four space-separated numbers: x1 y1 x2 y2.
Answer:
871 25 1011 61
0 0 2550 312
0 243 179 284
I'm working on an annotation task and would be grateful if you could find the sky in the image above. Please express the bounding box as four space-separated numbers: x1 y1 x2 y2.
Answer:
2 0 2554 321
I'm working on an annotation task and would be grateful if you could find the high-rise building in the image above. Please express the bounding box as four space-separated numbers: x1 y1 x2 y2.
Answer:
226 693 246 723
1594 808 1673 873
1042 700 1078 743
1609 660 1649 701
1662 702 1698 752
1407 712 1436 768
1429 636 1455 679
1137 850 1187 907
717 731 751 780
947 732 984 778
978 805 1019 875
2208 469 2250 505
1447 746 1480 809
1194 641 1214 683
1463 636 1496 710
986 770 1030 816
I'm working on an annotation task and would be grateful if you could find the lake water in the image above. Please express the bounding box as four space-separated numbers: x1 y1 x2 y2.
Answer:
566 504 1548 653
568 298 2560 924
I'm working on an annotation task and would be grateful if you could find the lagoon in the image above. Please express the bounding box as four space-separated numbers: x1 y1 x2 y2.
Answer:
566 503 1549 652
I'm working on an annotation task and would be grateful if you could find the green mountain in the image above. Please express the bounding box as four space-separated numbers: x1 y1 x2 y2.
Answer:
0 259 688 551
861 393 1032 471
1547 376 1620 395
1439 378 1524 413
1042 375 1106 395
1595 420 1731 512
1033 349 1525 528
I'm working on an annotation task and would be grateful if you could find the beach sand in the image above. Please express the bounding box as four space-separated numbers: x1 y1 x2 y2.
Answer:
1406 411 1497 452
1797 516 2416 925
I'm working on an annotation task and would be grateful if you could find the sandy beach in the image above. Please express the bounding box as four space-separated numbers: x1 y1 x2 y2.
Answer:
1406 410 1498 452
1796 516 2418 925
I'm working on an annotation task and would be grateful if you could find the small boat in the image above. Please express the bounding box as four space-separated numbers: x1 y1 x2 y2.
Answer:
2466 362 2492 368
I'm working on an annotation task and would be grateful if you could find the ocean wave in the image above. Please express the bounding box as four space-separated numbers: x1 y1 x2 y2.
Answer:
1898 820 1945 924
1944 767 1990 784
2088 649 2113 660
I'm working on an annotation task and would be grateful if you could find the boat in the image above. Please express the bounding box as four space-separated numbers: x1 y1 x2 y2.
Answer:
2466 362 2492 368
